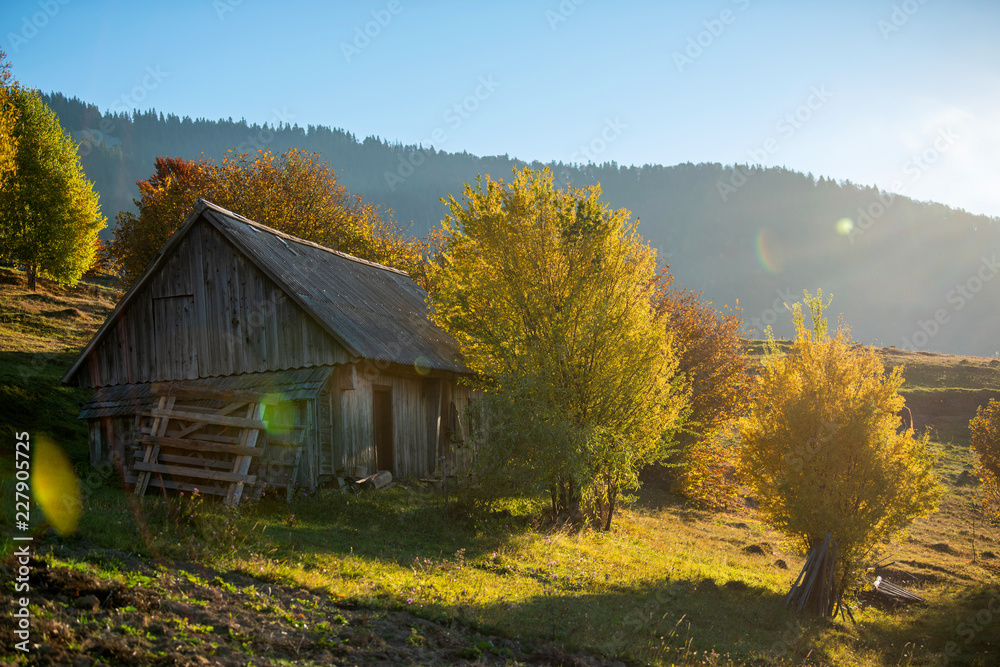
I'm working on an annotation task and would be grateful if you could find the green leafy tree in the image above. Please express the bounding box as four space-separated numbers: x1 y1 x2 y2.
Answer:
738 291 942 588
429 166 688 529
969 399 1000 522
0 88 105 288
108 150 424 285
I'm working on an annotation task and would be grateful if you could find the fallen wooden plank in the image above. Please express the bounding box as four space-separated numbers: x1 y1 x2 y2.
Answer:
873 577 925 603
156 404 228 416
133 461 257 484
143 409 266 431
226 401 265 506
140 435 262 457
135 395 174 497
162 430 242 445
173 401 251 438
132 449 234 470
357 470 393 491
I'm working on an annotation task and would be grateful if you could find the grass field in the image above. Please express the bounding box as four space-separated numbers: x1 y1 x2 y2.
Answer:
1 271 999 665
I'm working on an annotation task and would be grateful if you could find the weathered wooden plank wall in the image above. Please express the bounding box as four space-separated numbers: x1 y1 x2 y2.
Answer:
82 222 350 388
340 368 375 475
327 365 476 480
93 415 139 469
448 383 479 474
423 378 442 475
317 390 335 479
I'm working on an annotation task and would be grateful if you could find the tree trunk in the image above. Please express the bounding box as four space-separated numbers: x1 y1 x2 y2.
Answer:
27 264 37 290
604 484 617 531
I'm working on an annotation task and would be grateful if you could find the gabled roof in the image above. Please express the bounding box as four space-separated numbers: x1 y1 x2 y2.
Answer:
62 200 468 385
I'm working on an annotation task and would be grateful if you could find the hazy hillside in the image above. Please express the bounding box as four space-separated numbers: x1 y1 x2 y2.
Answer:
44 93 1000 357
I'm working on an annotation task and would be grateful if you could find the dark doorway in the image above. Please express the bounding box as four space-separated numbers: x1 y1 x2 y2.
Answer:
373 386 394 473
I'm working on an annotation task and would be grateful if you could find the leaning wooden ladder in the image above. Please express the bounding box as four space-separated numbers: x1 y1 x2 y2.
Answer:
132 383 269 506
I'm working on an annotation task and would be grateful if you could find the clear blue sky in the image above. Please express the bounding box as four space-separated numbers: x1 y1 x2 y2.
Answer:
4 0 999 218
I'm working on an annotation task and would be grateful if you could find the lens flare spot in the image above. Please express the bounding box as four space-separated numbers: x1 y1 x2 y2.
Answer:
414 356 432 376
836 218 854 235
755 228 783 274
32 436 81 536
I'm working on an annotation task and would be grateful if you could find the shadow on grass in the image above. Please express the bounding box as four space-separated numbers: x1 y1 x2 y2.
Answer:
854 583 1000 666
52 484 947 665
417 576 821 665
0 350 90 465
249 487 530 567
212 489 833 663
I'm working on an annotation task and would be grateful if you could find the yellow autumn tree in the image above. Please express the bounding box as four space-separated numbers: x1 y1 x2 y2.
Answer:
0 50 18 189
428 166 688 529
968 399 1000 522
739 291 942 585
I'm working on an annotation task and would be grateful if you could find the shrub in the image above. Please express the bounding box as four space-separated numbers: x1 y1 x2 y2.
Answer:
738 291 942 587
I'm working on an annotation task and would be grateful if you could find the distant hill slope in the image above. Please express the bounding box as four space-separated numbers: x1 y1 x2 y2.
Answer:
43 93 1000 357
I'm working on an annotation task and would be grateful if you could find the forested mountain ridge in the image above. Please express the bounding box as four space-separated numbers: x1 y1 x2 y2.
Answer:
43 92 1000 357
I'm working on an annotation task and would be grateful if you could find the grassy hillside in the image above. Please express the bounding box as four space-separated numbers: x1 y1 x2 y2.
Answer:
1 280 998 665
0 268 119 470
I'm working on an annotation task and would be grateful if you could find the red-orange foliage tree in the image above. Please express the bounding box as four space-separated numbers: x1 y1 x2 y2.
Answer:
108 150 424 285
83 239 115 278
654 272 751 507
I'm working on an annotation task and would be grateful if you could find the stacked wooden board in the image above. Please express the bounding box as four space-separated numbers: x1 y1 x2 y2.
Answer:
786 532 849 619
130 383 271 506
872 576 925 604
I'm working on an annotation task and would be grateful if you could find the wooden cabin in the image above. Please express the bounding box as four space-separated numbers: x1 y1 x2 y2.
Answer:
62 200 476 496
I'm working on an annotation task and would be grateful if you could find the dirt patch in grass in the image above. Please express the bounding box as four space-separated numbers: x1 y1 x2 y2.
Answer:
897 558 976 582
742 543 772 556
927 542 962 556
0 547 625 666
